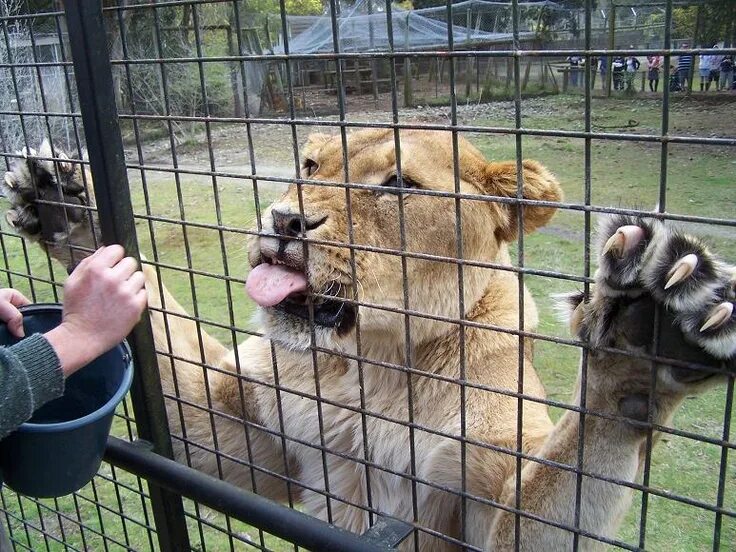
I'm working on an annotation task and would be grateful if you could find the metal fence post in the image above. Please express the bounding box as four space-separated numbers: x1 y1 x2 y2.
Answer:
63 2 191 551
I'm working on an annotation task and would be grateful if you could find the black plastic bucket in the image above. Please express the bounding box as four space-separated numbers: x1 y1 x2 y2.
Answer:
0 304 133 498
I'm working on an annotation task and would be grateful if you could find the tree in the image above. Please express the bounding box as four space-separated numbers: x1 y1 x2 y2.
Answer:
536 0 600 39
0 0 76 152
671 1 736 45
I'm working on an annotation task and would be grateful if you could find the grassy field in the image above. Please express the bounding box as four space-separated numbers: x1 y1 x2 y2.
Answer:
1 94 734 551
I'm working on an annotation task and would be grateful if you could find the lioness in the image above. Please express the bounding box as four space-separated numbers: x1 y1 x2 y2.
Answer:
3 133 734 551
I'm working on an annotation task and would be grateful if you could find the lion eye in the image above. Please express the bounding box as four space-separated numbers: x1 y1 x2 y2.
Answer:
379 174 417 195
301 159 318 177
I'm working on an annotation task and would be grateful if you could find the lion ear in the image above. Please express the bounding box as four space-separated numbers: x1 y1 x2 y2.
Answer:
302 133 331 155
305 132 331 146
482 159 563 242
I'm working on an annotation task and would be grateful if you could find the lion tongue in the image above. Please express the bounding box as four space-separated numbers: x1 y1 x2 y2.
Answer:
246 263 308 307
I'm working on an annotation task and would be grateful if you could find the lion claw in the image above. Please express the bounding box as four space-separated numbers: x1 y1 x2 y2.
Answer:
602 225 645 258
664 254 698 290
3 172 16 189
700 302 734 333
5 211 18 228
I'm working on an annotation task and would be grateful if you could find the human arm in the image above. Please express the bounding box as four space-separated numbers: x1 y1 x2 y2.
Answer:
0 245 146 439
44 245 147 376
0 334 63 439
0 289 62 439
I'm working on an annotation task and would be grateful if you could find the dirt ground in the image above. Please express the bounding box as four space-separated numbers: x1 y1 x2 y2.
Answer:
127 91 736 176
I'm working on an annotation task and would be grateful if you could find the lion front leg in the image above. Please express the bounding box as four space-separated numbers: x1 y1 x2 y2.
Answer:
1 140 100 272
143 262 293 502
488 215 735 550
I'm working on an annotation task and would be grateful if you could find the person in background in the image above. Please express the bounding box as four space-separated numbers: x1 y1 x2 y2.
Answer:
698 47 711 91
698 46 720 92
707 46 720 90
677 43 693 90
590 55 599 86
719 55 734 91
669 63 682 91
647 54 662 92
0 245 147 440
598 54 608 90
625 54 641 91
612 56 626 90
566 55 583 87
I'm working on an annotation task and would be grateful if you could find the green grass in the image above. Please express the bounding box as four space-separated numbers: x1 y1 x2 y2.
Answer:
1 95 734 551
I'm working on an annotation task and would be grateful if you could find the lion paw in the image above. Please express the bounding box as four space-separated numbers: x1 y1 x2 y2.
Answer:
1 140 99 271
566 215 734 391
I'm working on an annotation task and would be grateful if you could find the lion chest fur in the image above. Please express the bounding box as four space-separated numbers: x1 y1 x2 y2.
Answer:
228 274 553 545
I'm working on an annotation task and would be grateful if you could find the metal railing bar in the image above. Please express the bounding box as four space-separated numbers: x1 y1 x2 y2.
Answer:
104 437 395 552
180 509 271 551
127 429 651 552
99 47 736 65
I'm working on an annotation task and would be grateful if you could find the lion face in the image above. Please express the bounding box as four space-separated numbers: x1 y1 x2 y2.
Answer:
247 129 562 351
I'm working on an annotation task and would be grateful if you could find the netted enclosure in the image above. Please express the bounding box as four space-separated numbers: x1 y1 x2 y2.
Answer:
0 0 734 551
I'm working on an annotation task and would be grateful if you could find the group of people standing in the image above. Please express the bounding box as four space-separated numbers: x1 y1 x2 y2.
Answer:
586 54 642 91
566 45 735 94
680 44 734 92
698 46 734 92
566 55 644 92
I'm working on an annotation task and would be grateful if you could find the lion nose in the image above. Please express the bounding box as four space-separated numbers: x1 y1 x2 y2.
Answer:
271 209 326 238
272 209 303 238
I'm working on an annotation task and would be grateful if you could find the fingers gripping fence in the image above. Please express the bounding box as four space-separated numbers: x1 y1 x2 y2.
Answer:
0 0 734 551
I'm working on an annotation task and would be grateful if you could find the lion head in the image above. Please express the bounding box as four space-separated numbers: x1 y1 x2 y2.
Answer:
247 129 562 352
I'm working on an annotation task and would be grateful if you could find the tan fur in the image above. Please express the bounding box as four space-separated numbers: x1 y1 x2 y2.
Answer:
11 130 718 550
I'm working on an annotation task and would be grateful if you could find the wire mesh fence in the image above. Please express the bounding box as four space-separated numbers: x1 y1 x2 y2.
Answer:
0 0 734 551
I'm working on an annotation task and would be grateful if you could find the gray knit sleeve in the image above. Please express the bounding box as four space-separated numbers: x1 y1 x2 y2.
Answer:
0 334 63 440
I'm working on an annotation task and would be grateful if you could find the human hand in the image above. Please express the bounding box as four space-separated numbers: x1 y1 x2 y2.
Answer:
0 288 31 338
45 245 147 377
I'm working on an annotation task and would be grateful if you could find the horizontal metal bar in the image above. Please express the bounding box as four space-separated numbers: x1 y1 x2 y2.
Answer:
122 165 735 226
93 0 704 14
103 46 736 65
2 47 735 70
104 437 395 552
